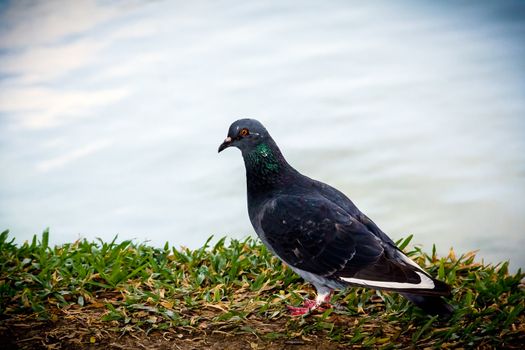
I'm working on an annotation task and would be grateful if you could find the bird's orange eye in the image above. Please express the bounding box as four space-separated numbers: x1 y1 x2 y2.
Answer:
239 128 249 137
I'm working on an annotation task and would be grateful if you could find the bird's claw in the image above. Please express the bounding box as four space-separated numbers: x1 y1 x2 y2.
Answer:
286 305 314 316
286 299 330 316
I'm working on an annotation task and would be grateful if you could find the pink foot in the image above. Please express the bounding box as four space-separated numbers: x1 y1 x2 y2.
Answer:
287 299 329 316
287 305 313 316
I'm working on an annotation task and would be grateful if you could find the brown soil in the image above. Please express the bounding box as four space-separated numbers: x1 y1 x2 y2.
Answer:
0 310 343 350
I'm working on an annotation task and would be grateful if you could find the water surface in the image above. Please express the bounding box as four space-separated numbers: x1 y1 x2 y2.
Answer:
0 1 524 270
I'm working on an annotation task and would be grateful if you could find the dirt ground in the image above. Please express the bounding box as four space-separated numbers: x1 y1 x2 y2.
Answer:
0 312 342 350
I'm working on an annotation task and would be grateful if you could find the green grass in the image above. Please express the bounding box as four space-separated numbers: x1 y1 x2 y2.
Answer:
0 229 524 348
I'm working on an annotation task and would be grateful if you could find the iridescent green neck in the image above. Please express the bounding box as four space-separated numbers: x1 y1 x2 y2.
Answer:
243 141 293 193
242 137 297 194
245 143 280 173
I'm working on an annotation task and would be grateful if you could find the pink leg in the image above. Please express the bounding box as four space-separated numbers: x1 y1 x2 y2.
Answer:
287 299 318 316
287 290 334 316
319 291 333 304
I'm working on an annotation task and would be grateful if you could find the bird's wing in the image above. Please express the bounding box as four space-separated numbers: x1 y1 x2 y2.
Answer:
259 195 450 295
311 178 397 246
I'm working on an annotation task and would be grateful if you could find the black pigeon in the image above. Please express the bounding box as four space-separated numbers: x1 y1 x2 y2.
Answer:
218 119 453 317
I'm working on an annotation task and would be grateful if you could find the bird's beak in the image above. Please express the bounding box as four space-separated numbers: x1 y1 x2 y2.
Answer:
218 136 232 153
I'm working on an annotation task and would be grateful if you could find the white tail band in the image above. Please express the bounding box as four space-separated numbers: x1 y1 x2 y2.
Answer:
340 271 435 290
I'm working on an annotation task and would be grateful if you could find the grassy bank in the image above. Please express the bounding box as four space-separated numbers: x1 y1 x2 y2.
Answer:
0 229 523 349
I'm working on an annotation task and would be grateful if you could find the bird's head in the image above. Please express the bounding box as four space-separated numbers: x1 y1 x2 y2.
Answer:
218 118 270 153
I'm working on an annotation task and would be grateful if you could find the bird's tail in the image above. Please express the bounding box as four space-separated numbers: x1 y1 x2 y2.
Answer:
401 293 454 318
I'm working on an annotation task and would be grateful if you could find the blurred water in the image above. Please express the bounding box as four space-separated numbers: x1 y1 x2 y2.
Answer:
0 1 524 270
